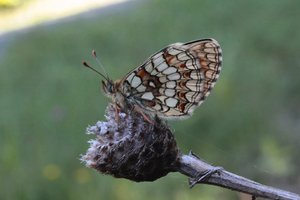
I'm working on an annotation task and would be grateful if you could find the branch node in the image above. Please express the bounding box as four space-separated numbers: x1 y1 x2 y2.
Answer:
189 166 223 188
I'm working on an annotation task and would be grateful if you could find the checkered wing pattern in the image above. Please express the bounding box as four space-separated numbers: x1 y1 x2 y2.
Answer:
121 38 222 119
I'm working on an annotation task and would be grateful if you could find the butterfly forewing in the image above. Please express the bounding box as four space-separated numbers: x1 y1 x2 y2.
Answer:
121 38 222 119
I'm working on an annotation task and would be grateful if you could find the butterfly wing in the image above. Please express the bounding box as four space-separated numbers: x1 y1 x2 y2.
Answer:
120 38 222 119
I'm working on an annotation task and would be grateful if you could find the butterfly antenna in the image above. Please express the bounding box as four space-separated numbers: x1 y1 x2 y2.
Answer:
82 61 108 81
92 50 109 80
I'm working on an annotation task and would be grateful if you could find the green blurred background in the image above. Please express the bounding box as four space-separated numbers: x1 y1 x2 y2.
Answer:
1 0 299 199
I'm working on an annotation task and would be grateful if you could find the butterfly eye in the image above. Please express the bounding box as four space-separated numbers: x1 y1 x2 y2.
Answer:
102 80 115 95
108 82 114 93
102 80 109 94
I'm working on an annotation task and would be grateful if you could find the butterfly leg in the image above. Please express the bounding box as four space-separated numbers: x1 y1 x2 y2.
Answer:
133 105 154 124
113 104 121 122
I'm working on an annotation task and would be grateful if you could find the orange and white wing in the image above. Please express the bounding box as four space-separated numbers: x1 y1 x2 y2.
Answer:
121 38 222 119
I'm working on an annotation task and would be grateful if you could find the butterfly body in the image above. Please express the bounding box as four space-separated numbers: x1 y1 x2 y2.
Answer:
101 38 222 120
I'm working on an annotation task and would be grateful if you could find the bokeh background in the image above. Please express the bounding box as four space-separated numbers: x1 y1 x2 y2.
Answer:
1 0 299 199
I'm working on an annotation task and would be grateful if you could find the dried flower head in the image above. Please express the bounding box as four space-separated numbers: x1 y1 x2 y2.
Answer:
81 104 180 182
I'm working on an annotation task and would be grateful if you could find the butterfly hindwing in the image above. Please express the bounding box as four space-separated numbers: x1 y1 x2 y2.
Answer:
121 38 222 119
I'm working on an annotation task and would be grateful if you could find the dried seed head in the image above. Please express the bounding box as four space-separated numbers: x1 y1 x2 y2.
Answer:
80 104 180 182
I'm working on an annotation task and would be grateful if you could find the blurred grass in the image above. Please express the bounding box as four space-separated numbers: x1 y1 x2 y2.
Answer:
0 0 22 8
1 0 300 199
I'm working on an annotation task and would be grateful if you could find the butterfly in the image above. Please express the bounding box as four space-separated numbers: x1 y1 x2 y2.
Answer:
84 38 222 120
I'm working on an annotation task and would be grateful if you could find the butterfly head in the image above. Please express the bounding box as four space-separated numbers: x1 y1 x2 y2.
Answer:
102 79 127 109
101 79 116 96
